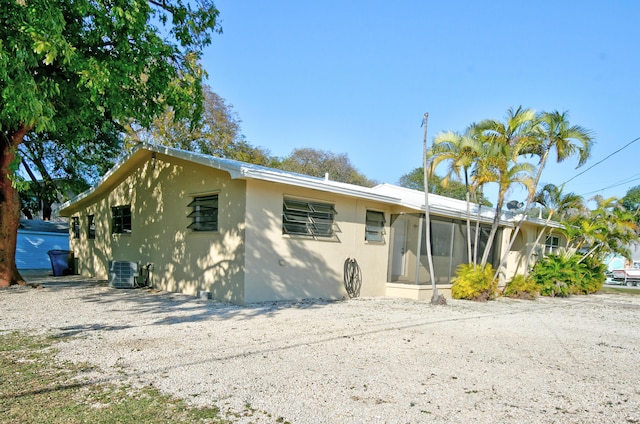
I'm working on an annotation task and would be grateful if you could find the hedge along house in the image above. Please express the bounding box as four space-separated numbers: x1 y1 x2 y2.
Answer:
58 144 563 304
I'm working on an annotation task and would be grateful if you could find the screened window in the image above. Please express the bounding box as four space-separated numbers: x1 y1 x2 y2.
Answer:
111 205 132 234
71 217 80 239
87 215 95 239
545 235 560 255
188 195 218 232
283 198 337 238
365 210 386 242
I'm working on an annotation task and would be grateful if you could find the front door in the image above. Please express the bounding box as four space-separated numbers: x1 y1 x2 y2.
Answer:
391 217 407 279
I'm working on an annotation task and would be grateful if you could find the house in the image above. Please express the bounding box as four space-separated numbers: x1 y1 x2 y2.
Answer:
58 143 563 304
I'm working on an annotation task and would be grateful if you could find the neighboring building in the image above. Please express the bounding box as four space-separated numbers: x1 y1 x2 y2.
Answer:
58 144 563 304
16 219 69 270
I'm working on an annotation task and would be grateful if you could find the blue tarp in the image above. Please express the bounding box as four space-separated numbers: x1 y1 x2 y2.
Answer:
17 230 69 270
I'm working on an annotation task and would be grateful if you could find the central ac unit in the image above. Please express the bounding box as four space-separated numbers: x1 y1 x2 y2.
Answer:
108 260 139 288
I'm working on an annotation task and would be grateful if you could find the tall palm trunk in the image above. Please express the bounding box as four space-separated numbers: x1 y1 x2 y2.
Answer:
463 170 472 265
480 195 505 268
422 113 438 301
523 210 555 277
472 186 484 266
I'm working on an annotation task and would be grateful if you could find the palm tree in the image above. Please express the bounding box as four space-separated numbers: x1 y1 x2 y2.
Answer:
524 183 585 275
494 109 593 279
474 107 538 268
562 195 638 262
430 125 483 264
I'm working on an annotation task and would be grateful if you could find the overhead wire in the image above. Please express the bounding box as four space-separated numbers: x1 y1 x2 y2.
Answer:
580 175 640 196
562 135 640 186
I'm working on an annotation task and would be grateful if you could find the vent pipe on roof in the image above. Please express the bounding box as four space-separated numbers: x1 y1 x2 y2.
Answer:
324 172 329 181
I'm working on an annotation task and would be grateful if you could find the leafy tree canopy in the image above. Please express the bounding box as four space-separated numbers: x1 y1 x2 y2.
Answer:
0 0 221 286
398 167 492 206
126 85 272 166
274 148 376 187
1 0 220 137
622 185 640 213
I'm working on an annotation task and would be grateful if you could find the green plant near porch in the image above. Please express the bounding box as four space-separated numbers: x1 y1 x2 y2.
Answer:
451 263 498 301
502 274 539 299
529 251 605 296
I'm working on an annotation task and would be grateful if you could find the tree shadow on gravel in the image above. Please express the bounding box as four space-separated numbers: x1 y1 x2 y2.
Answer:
18 272 334 327
53 323 133 338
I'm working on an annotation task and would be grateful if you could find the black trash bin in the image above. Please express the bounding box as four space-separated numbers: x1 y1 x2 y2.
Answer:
48 250 74 276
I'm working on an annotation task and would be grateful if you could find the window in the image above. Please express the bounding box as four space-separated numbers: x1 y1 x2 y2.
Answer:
71 217 80 239
87 215 95 239
545 235 559 255
283 198 337 238
111 205 132 234
188 195 218 231
365 210 386 242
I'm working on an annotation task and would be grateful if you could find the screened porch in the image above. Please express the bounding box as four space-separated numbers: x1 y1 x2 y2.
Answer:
386 213 501 298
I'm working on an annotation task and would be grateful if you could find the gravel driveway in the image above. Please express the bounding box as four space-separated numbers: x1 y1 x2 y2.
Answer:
2 273 640 423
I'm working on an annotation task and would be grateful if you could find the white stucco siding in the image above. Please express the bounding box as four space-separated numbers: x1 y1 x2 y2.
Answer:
68 154 247 303
242 180 392 303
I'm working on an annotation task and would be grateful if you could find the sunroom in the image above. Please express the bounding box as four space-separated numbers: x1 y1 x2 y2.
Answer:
385 213 502 299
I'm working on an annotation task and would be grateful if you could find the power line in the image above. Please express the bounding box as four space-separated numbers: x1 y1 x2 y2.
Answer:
581 175 640 196
562 135 640 185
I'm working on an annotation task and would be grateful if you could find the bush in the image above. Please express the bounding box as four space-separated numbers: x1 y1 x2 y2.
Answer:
530 254 575 297
451 263 498 301
503 274 539 299
571 255 606 295
529 252 606 297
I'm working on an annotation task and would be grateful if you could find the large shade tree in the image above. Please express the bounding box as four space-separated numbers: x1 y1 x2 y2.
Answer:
126 85 272 166
276 148 375 187
18 119 122 220
0 0 221 287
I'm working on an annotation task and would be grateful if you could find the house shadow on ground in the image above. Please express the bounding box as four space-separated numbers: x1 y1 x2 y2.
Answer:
19 270 337 330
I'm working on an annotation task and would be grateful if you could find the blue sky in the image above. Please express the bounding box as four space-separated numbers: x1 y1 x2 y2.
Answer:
202 1 640 205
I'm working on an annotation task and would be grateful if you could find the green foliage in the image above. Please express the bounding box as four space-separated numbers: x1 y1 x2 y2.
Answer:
622 185 640 230
529 251 605 297
127 86 272 166
503 274 539 299
561 195 638 260
1 0 220 137
573 254 606 295
451 263 498 301
397 167 492 205
530 253 574 297
275 148 375 187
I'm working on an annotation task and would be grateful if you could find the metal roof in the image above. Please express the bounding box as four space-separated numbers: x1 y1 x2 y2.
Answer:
58 143 558 228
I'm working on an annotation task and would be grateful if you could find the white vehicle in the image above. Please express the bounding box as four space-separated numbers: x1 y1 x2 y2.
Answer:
609 261 640 286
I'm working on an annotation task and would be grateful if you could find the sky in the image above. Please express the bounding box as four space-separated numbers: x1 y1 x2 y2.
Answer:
201 0 640 206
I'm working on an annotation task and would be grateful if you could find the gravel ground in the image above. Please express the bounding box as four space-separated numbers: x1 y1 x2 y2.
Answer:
2 273 640 423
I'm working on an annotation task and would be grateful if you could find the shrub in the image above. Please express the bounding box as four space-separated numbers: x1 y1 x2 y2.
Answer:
529 251 606 296
571 255 606 294
451 263 498 301
530 254 574 297
503 274 539 299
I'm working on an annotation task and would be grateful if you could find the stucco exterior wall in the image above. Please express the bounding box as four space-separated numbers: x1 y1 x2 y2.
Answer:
503 222 567 282
242 179 392 303
67 153 247 304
